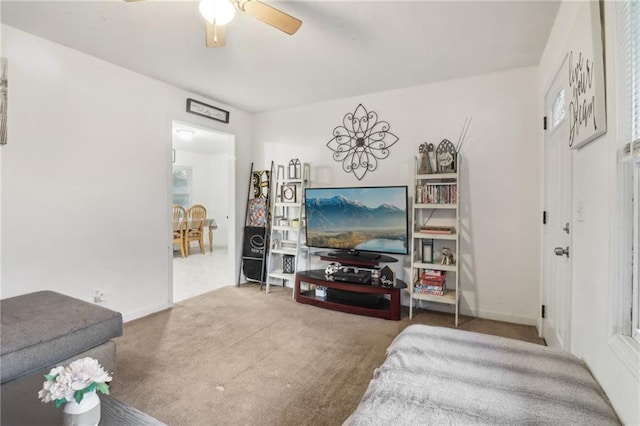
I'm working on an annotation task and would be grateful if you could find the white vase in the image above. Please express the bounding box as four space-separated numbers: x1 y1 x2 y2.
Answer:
62 391 101 426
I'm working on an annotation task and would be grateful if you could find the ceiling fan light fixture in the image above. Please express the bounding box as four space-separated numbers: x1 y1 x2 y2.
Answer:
199 0 236 26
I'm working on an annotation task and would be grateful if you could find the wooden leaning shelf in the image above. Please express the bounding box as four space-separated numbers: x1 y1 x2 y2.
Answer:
410 156 461 326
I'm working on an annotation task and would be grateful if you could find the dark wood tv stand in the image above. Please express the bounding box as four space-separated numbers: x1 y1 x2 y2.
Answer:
294 270 406 320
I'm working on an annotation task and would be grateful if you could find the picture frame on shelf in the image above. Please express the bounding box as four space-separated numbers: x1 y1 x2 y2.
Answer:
281 184 296 202
288 159 301 179
421 239 434 263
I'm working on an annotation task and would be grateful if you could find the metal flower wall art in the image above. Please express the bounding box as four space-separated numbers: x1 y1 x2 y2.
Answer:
326 104 399 180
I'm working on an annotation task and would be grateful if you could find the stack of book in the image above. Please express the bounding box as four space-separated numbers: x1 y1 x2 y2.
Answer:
415 182 457 204
419 226 455 235
414 269 446 296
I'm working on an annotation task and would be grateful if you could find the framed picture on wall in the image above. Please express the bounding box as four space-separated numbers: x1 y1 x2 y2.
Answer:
565 1 606 149
186 98 230 124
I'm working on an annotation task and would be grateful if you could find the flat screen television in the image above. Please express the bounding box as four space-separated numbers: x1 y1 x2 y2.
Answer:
304 186 409 259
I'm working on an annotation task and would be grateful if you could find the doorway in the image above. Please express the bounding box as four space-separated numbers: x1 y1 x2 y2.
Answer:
171 120 235 303
541 55 573 350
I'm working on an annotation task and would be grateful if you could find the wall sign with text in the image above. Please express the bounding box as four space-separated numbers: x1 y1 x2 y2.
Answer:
186 98 230 123
565 1 606 149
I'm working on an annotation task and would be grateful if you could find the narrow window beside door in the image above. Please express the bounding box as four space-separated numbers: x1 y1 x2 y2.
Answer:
172 166 192 208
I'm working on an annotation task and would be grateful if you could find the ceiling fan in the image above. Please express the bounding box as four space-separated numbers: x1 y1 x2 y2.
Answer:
124 0 302 48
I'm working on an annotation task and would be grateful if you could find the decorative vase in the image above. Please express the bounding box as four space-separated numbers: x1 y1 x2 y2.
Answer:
63 391 101 426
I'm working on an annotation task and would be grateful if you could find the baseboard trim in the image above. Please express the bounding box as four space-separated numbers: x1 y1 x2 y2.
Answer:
122 302 172 323
464 308 538 326
408 300 537 326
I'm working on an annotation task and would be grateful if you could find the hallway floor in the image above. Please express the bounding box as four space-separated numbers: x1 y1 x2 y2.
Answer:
172 245 234 303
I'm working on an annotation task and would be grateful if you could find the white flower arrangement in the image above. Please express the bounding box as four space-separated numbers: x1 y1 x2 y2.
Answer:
38 357 112 408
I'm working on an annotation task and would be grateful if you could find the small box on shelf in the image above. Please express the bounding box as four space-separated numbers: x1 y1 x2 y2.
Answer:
315 286 327 298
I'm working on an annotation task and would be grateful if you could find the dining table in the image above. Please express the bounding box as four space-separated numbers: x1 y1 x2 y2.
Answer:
204 218 217 252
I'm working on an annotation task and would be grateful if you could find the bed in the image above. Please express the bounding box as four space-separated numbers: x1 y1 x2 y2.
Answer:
344 324 620 425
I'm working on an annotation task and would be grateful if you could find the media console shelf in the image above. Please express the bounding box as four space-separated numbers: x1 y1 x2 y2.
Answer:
295 270 406 321
319 252 399 268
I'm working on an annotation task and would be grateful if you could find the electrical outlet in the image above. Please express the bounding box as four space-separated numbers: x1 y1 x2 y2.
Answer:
93 289 104 303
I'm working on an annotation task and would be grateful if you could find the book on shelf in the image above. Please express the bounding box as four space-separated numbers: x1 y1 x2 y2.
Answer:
419 277 445 286
419 269 446 287
419 278 445 287
419 226 455 235
415 183 457 204
417 285 446 291
421 269 446 276
414 286 446 296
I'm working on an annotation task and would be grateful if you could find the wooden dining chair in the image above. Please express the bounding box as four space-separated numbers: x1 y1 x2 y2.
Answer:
184 204 207 255
172 205 187 257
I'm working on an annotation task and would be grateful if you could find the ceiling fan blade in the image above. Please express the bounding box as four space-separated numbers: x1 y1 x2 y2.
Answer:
206 23 226 48
239 0 302 35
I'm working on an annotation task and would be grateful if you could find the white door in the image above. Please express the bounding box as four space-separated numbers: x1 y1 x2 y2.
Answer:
542 55 573 350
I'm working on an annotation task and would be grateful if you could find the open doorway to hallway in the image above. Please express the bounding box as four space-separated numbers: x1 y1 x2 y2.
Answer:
171 121 235 302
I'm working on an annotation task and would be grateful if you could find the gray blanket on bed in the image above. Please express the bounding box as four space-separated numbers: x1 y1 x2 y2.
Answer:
344 325 619 425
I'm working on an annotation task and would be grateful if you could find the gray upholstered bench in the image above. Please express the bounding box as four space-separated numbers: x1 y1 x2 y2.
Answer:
0 291 123 384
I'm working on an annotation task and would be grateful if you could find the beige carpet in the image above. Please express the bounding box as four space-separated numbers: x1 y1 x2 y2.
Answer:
111 285 543 425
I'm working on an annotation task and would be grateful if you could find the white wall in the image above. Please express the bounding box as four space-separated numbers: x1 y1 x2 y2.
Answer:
254 67 542 325
173 150 230 246
0 25 252 320
538 2 640 424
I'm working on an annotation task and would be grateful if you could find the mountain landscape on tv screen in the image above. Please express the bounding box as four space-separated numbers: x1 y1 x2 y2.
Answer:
306 195 407 252
306 196 405 230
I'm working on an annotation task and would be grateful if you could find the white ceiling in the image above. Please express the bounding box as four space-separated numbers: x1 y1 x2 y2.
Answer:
1 0 560 113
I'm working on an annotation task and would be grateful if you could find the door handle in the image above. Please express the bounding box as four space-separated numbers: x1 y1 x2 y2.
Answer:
554 246 570 258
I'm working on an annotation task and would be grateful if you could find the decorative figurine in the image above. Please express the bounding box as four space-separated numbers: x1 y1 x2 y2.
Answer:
441 247 455 265
379 266 396 288
418 142 434 174
325 262 341 277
